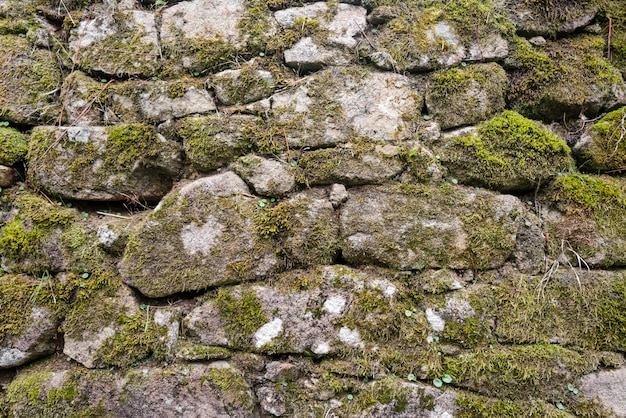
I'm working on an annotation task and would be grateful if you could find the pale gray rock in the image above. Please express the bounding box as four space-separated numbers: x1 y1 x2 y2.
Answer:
277 2 367 70
256 385 287 417
248 66 422 148
579 367 626 417
504 1 597 37
329 183 348 208
212 66 275 105
161 0 245 45
340 185 525 271
69 9 160 77
0 306 59 369
61 71 106 126
284 37 351 71
264 362 298 383
28 125 182 201
119 172 281 297
63 285 139 368
234 155 295 197
4 364 259 417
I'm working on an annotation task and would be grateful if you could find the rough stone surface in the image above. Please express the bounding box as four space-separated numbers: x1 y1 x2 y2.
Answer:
0 165 14 187
212 66 275 106
119 172 281 297
579 367 626 417
340 185 527 271
0 305 59 369
28 125 182 201
234 155 295 197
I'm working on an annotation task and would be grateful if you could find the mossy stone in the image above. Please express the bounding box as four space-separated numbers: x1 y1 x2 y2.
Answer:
0 127 28 166
436 110 574 192
425 63 509 130
576 106 626 173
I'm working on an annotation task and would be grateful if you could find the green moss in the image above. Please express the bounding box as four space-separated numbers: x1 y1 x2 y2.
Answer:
255 202 291 239
215 288 268 346
597 278 626 350
105 123 160 169
577 106 626 172
176 343 233 360
550 173 626 210
95 311 168 368
4 369 106 417
507 34 623 121
162 36 238 76
0 194 77 273
443 344 599 399
177 115 252 171
455 393 568 418
0 35 62 124
204 367 256 412
0 126 28 165
346 377 409 413
439 110 573 192
427 63 508 130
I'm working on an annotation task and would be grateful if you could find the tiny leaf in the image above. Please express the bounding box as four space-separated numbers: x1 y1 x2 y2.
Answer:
442 374 452 384
433 378 443 388
556 402 565 410
81 272 89 279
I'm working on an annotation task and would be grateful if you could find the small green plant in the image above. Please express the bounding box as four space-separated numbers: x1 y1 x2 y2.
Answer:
0 121 9 127
407 373 417 382
567 383 579 395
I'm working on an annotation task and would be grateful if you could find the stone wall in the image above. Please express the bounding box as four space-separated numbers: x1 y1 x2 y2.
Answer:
1 0 626 416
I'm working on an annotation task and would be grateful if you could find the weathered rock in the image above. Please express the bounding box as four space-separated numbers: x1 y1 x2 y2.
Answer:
4 363 259 417
119 172 281 297
212 64 275 105
0 165 14 187
60 71 107 126
256 385 287 416
574 106 626 173
96 221 131 255
504 0 598 38
247 66 422 148
28 124 182 201
362 3 509 73
425 63 508 130
160 0 246 73
69 8 160 77
0 275 60 369
507 34 626 122
185 265 402 354
234 155 295 197
177 114 258 172
579 367 626 417
0 194 79 273
62 284 170 368
0 35 62 124
339 184 528 271
434 110 574 192
296 142 404 186
541 174 626 268
0 127 28 166
275 2 366 71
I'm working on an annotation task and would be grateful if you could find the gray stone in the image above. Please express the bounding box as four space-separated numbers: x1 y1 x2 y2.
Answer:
284 37 351 71
504 1 597 37
579 367 626 417
4 363 259 417
340 185 525 271
256 385 287 417
234 155 295 197
0 306 59 369
119 172 281 297
0 35 62 124
28 125 182 201
212 66 275 105
69 9 160 77
329 183 348 209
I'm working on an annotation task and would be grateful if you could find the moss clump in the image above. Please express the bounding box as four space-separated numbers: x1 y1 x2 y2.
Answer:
577 106 626 173
4 369 106 417
162 36 238 76
177 115 253 172
176 344 232 361
344 377 409 414
443 344 598 399
105 123 161 170
0 126 28 165
362 0 512 71
95 311 168 368
426 63 508 130
455 393 568 418
211 63 275 106
0 35 62 124
215 288 268 346
543 174 626 266
507 34 623 121
0 194 77 273
204 367 256 413
439 110 573 192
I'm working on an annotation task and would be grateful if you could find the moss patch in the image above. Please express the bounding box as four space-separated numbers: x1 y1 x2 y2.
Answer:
577 106 626 173
0 126 28 166
438 110 573 192
215 288 268 346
